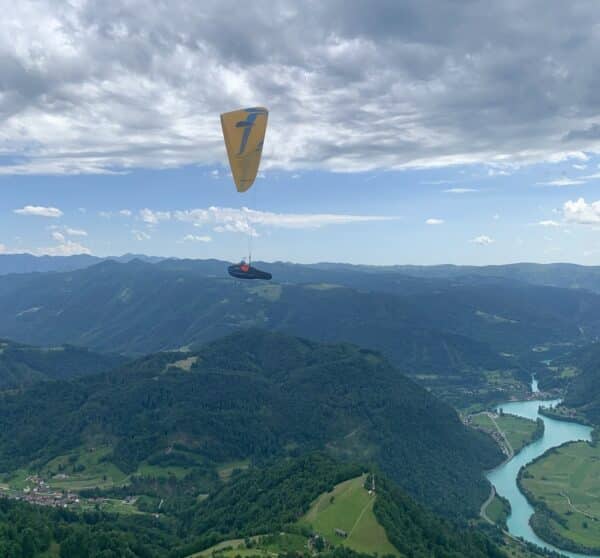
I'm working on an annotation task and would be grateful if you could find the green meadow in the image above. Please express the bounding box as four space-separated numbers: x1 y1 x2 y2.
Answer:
521 441 600 551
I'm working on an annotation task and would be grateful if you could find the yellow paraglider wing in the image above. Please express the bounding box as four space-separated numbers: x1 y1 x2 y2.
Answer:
220 107 268 193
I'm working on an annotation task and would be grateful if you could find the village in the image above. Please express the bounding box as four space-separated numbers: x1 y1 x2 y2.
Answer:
0 474 137 512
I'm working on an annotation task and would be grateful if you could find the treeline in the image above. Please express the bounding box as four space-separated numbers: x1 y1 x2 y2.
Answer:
371 474 506 558
0 498 179 557
174 453 364 557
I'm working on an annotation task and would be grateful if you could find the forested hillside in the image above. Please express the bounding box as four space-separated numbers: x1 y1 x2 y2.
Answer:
1 259 599 406
0 339 125 389
0 330 502 518
0 453 513 558
563 343 600 423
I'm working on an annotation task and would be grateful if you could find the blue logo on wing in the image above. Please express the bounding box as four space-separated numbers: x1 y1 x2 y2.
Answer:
235 108 267 155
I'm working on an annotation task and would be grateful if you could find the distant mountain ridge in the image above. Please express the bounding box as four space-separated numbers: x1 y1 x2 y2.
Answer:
3 254 600 293
0 253 165 275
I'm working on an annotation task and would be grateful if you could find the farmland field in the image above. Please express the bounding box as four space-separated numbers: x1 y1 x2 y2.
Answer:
521 441 600 551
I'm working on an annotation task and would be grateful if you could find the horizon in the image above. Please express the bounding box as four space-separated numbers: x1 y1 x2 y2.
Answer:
2 250 600 269
2 2 600 265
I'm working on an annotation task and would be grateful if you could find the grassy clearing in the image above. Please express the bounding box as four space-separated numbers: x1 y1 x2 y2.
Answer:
41 446 127 491
247 284 282 301
471 413 495 430
188 533 306 558
495 414 538 453
167 356 199 372
217 460 250 481
136 462 190 480
304 283 342 290
471 412 538 454
521 441 600 550
486 495 509 527
301 474 399 556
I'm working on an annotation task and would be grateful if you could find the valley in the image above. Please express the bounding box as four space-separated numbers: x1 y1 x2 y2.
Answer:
0 258 599 557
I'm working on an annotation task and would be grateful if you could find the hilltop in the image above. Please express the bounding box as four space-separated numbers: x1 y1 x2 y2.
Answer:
0 330 502 518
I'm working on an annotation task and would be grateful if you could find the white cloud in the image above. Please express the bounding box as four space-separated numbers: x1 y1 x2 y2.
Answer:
119 209 132 217
181 234 212 243
493 213 500 221
536 178 585 186
3 3 600 175
425 218 444 225
563 198 600 225
65 227 88 237
443 188 478 194
471 235 494 245
573 164 587 170
14 205 63 218
0 244 6 254
99 211 112 219
582 172 600 180
173 206 394 237
537 220 561 227
51 231 65 243
39 240 91 256
487 168 511 177
139 209 171 225
132 230 151 241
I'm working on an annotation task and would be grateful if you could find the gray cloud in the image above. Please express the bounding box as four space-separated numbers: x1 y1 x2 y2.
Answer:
1 1 600 174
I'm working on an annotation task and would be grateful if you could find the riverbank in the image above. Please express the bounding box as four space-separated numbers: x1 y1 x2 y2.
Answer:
519 441 600 555
485 398 596 558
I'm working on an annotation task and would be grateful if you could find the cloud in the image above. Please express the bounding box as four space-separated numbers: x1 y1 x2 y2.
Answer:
181 234 212 243
443 188 478 194
173 206 394 237
139 209 171 225
537 220 561 227
132 230 151 241
2 2 600 175
65 227 87 237
0 244 6 254
119 209 132 217
51 231 65 242
493 213 500 221
471 235 494 245
563 198 600 225
39 240 91 256
425 218 444 225
14 205 63 218
487 168 511 177
563 124 600 142
536 178 585 186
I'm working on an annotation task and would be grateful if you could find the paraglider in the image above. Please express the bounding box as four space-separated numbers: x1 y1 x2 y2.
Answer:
228 261 272 280
221 107 272 280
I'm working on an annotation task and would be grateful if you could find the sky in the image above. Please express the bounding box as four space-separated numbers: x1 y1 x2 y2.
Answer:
1 0 600 265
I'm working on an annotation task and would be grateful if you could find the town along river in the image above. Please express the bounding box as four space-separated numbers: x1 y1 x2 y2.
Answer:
486 378 596 558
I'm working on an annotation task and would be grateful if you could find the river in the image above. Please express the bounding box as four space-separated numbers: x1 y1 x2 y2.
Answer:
486 377 596 558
